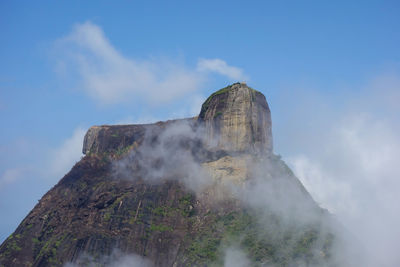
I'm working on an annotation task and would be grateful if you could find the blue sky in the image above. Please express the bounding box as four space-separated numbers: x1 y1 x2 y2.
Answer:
1 1 400 261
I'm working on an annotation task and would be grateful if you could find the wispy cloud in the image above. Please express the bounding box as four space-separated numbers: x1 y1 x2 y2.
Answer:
197 58 247 81
0 127 86 190
55 21 202 105
0 127 86 242
64 249 152 267
48 127 86 179
289 115 400 266
55 21 247 105
276 73 400 266
223 247 251 267
0 168 25 190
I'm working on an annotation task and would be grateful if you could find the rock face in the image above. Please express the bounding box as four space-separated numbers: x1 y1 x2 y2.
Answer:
0 83 340 267
82 83 273 157
82 118 195 155
198 82 272 154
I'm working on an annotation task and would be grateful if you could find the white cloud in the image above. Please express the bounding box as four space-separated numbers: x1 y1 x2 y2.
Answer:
56 21 202 105
0 127 86 189
64 249 152 267
275 73 400 266
0 127 86 243
55 21 247 105
197 58 247 81
289 116 400 266
223 247 251 267
0 168 25 190
48 127 86 178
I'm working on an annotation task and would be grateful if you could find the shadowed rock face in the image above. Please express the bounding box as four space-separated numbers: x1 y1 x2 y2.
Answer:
82 118 196 155
198 83 272 154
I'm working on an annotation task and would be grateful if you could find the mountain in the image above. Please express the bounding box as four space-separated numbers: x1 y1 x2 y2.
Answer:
0 83 342 266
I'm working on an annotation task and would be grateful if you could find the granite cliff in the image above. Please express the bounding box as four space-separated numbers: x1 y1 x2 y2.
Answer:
82 83 272 156
198 83 272 154
0 83 341 267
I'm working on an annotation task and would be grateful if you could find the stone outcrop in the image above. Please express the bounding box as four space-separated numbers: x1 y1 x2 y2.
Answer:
82 118 195 155
198 82 272 154
83 82 273 157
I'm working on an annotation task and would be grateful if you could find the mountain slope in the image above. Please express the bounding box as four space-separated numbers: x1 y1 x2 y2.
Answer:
0 83 340 267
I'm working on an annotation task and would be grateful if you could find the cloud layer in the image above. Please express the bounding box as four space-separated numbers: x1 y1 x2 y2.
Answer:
276 74 400 266
197 58 247 81
56 21 246 105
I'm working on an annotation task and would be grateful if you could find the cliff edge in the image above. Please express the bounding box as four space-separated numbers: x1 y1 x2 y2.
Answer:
199 82 272 154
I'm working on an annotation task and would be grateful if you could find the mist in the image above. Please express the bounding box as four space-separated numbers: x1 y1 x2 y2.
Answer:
112 119 213 193
223 247 251 267
274 73 400 266
64 249 153 267
108 117 345 265
86 74 400 266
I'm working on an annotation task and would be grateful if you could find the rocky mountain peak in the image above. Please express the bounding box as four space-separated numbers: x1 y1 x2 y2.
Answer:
0 83 341 267
82 83 273 156
198 82 273 154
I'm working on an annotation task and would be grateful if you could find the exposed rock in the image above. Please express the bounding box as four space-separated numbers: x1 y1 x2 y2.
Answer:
198 82 273 154
82 118 195 155
202 155 251 184
82 83 273 157
0 83 342 267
